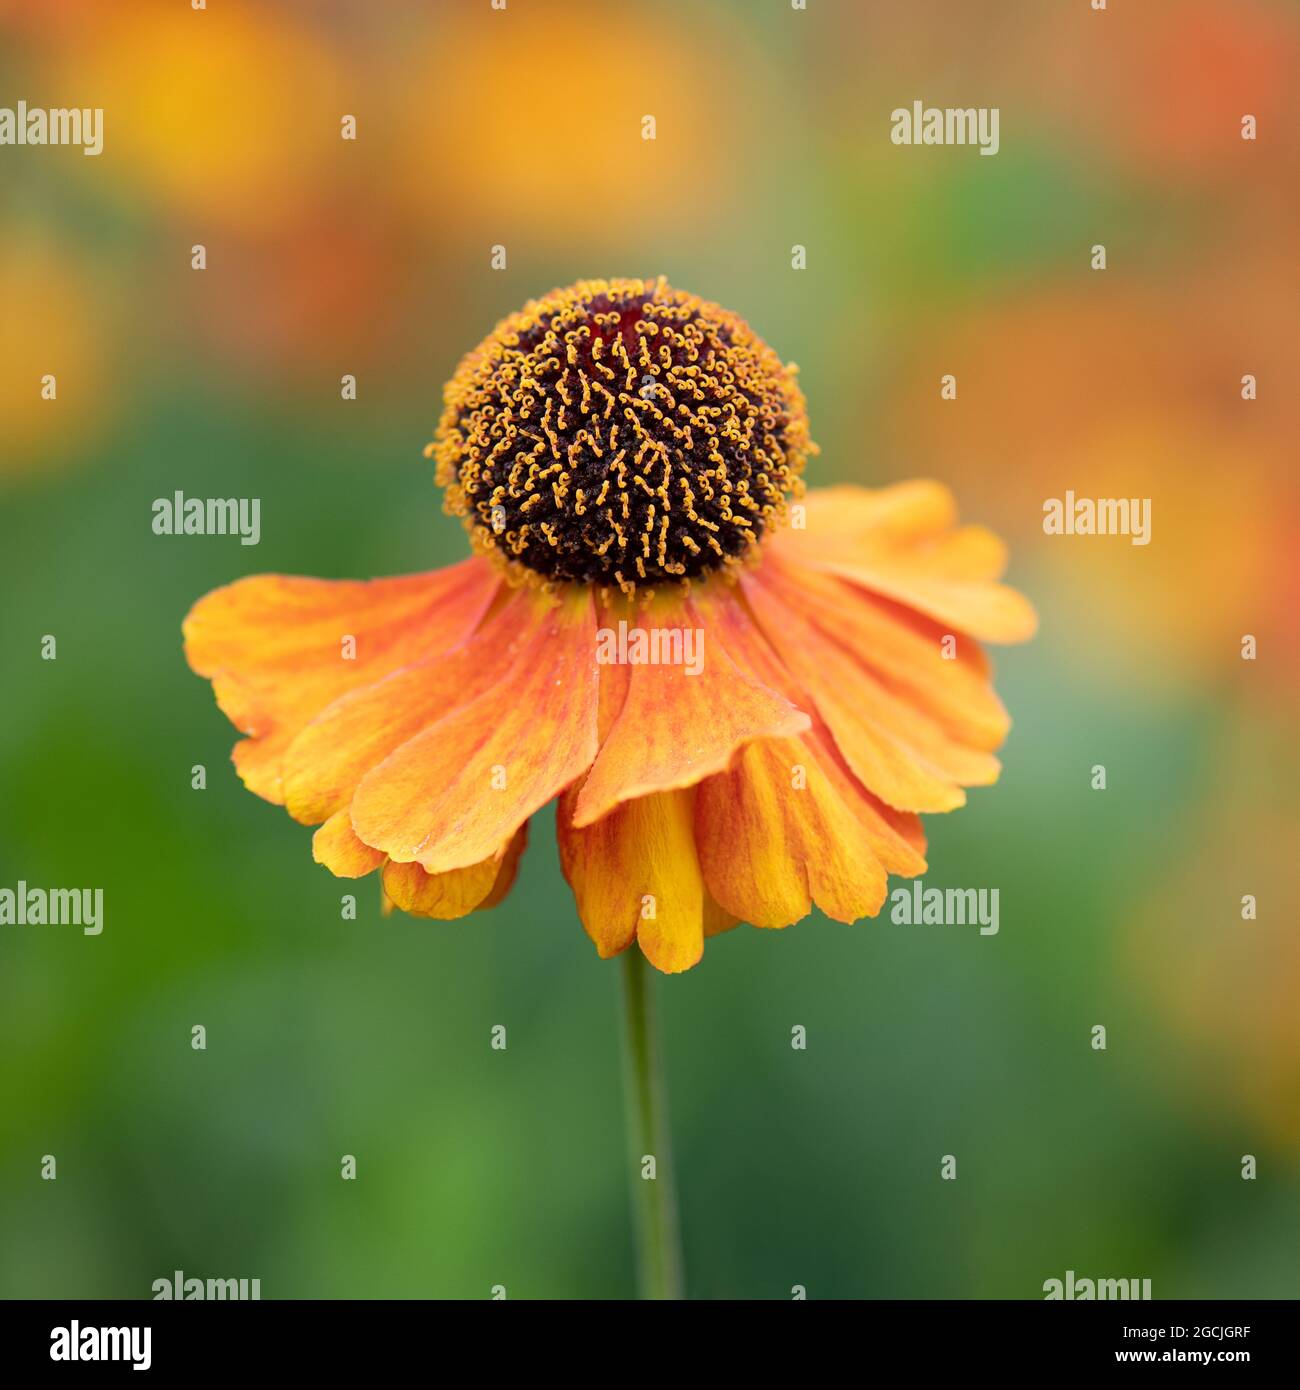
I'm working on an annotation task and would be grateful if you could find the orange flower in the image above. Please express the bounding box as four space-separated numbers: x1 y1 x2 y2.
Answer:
184 278 1035 973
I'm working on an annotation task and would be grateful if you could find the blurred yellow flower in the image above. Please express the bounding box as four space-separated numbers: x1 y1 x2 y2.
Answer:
396 3 741 247
49 0 349 234
0 225 113 481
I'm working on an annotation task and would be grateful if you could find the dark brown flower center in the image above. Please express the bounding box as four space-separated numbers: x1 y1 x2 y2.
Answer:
431 277 814 592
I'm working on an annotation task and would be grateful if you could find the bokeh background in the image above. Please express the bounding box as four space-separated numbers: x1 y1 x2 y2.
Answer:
2 0 1297 1299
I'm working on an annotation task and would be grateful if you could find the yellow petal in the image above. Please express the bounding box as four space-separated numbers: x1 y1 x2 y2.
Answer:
312 808 386 878
382 822 529 920
558 788 707 974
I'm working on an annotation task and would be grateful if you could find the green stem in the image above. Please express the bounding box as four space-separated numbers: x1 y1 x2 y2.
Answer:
619 946 684 1300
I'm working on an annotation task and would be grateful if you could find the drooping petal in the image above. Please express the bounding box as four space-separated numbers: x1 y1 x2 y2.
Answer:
382 822 529 920
693 587 927 928
476 824 531 912
571 591 808 829
351 587 599 874
773 481 1037 643
741 573 997 812
558 787 708 973
703 898 740 938
697 730 928 929
313 808 386 878
761 552 1011 751
183 558 500 802
281 590 545 825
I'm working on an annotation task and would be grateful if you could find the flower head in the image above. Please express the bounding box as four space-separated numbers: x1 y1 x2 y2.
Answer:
184 279 1035 973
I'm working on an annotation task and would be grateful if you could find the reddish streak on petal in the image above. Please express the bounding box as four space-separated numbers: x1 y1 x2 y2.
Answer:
183 558 500 802
572 590 809 829
282 589 545 825
351 588 599 874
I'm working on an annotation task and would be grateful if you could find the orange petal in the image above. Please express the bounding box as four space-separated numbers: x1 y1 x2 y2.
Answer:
281 590 545 825
183 558 500 803
351 587 599 874
313 808 386 878
703 896 740 939
773 482 1037 643
764 554 1010 751
792 480 960 544
558 787 707 973
696 736 919 929
693 593 927 928
382 822 528 920
476 824 530 912
741 574 998 812
831 557 1038 645
571 591 809 829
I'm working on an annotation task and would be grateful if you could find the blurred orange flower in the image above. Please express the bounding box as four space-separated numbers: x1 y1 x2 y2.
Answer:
880 263 1299 691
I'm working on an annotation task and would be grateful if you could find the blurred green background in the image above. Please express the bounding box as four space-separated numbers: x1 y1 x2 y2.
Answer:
2 0 1297 1298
